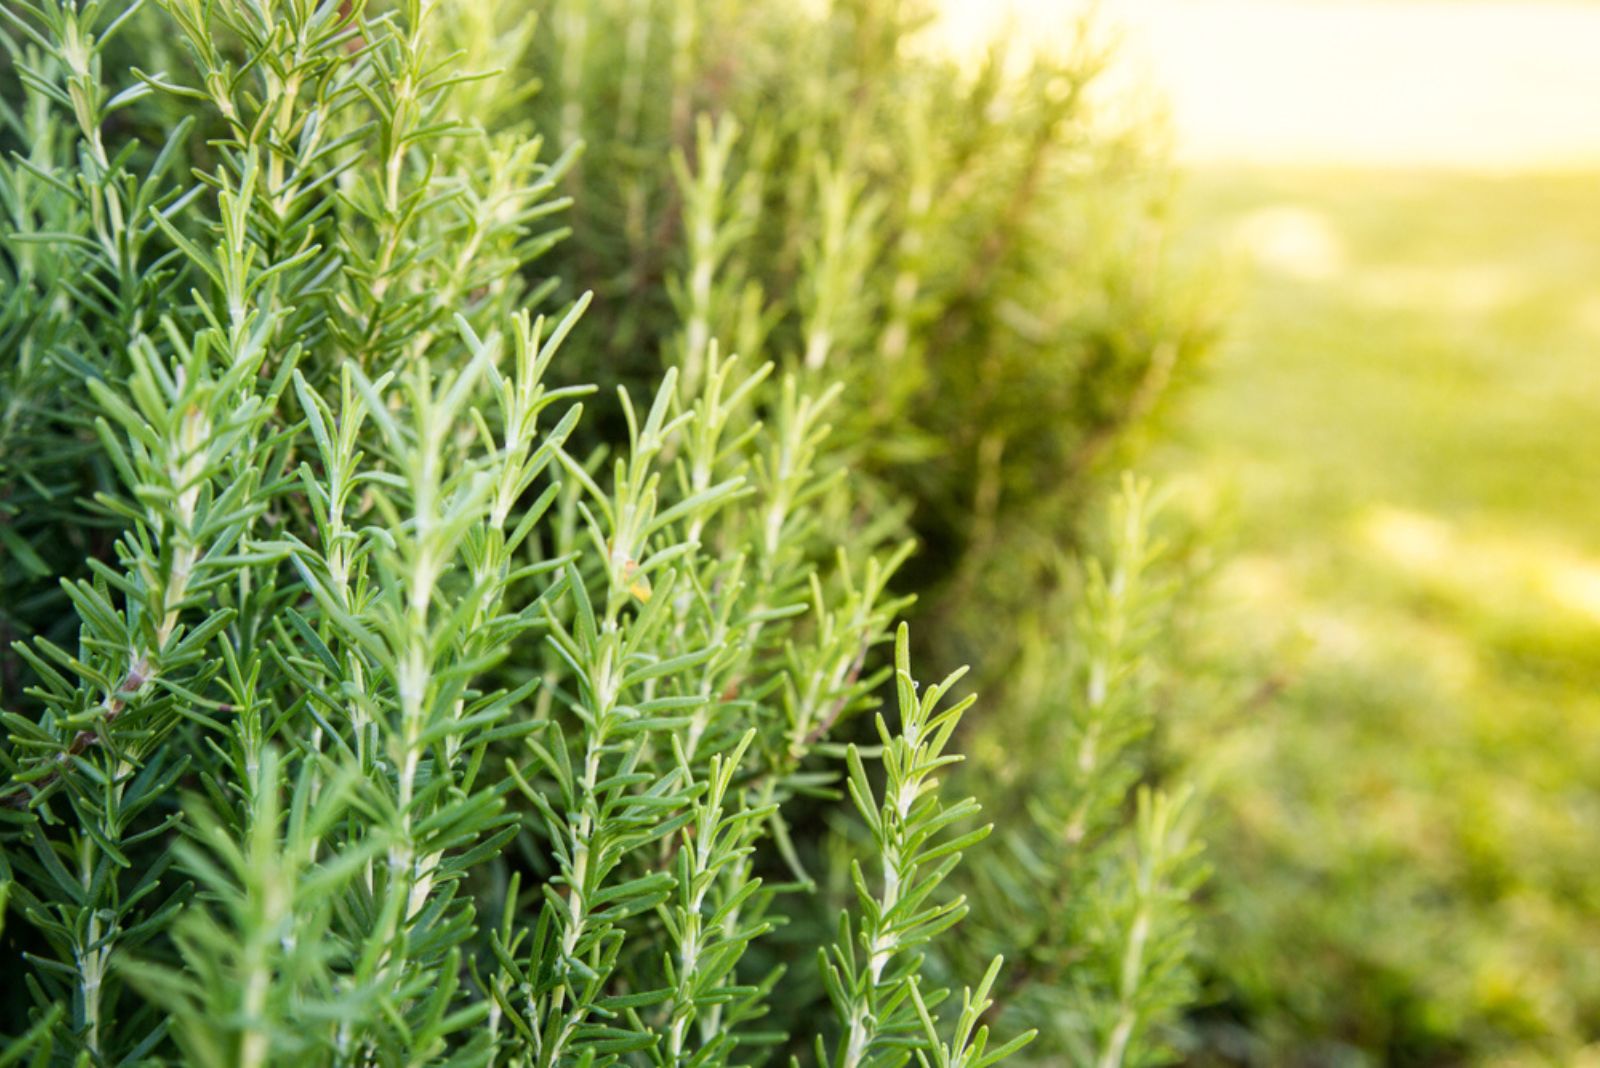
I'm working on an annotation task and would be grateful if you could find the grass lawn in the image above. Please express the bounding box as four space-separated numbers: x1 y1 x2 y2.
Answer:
1159 168 1600 1064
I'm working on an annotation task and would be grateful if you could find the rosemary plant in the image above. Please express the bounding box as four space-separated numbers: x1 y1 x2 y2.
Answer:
519 2 1216 1061
952 481 1206 1067
523 0 1216 681
1 1 1207 1066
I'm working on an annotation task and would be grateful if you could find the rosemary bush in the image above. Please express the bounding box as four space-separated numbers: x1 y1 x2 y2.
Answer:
522 0 1215 679
0 2 1207 1066
523 2 1214 1061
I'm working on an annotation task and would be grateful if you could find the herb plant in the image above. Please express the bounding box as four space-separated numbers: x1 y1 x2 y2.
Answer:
0 2 1207 1066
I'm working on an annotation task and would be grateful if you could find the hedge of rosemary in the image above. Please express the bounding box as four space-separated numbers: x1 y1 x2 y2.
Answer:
0 2 1210 1065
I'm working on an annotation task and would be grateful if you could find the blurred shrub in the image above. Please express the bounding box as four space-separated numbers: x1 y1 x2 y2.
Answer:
520 0 1216 682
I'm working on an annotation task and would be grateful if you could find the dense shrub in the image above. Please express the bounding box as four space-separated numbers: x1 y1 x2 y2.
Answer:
523 0 1214 681
522 2 1216 1058
0 1 1209 1065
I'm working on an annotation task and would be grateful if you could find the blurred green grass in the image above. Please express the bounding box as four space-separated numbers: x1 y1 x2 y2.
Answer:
1160 169 1600 1063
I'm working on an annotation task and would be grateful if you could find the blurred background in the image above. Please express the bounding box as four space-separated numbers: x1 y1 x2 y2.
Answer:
943 0 1600 1063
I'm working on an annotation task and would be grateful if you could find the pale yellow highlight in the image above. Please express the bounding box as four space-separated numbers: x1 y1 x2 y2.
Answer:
1360 505 1600 625
936 0 1600 170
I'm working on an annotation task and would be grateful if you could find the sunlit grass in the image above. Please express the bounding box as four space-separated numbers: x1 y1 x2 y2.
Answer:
1161 168 1600 1060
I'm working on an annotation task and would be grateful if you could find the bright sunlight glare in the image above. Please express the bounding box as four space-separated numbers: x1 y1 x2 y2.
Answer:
939 0 1600 169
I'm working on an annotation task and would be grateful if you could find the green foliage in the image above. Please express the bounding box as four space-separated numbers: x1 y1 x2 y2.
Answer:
0 2 1207 1066
517 1 1216 1059
816 625 1016 1068
948 481 1206 1068
521 0 1216 677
